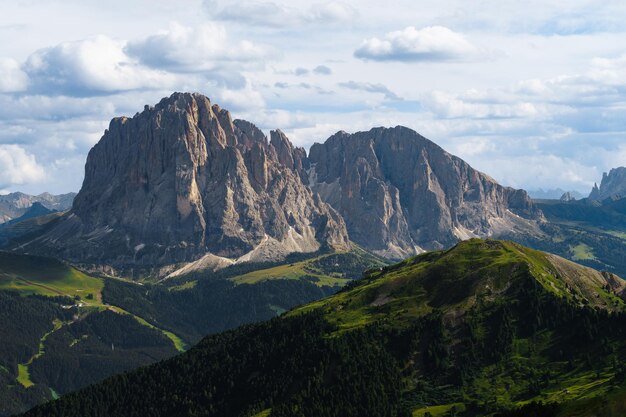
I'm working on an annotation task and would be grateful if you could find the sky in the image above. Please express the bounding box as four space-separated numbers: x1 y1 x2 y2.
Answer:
1 0 625 195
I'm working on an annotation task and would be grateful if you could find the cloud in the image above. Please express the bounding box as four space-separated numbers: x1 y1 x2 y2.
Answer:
0 145 45 189
294 67 309 76
126 22 274 73
420 55 626 122
24 35 177 96
204 0 357 28
212 82 266 112
354 26 481 62
313 65 332 75
0 94 116 122
0 58 28 93
422 90 544 119
339 81 402 100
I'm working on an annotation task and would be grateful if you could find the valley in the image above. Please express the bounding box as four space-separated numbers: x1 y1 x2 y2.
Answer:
0 248 384 416
17 239 626 417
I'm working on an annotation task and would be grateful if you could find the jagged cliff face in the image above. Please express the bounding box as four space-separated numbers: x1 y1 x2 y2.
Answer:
589 167 626 201
17 92 542 270
307 127 541 258
23 93 349 268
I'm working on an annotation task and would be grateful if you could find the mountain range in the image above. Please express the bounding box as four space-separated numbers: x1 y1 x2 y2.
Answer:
9 92 541 276
528 188 585 200
0 193 74 224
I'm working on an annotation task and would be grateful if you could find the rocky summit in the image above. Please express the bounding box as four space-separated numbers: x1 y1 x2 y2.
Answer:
17 93 349 271
589 167 626 201
308 127 542 258
14 92 543 272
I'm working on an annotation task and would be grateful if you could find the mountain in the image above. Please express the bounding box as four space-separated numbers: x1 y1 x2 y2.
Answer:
10 93 543 274
529 188 584 200
307 127 542 257
19 239 626 417
0 203 54 227
0 193 75 224
14 93 349 274
589 167 626 201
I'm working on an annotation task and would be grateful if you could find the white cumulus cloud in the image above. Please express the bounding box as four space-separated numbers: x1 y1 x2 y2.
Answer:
0 145 45 189
0 58 28 92
24 35 177 96
126 22 274 73
354 26 481 62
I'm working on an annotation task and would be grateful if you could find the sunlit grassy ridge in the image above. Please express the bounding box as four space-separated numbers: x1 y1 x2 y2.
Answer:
15 239 626 417
291 239 625 332
229 248 387 288
0 253 169 386
285 239 626 415
0 252 103 305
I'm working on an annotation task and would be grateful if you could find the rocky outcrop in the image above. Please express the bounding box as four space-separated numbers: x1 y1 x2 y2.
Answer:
0 192 75 223
19 93 349 269
15 93 544 271
307 127 542 258
589 167 626 201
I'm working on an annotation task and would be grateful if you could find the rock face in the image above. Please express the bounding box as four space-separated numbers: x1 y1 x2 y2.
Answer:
589 167 626 201
21 93 349 268
307 127 542 258
0 192 75 223
16 93 543 270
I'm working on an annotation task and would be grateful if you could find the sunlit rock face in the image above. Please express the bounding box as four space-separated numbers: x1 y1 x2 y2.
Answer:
25 93 349 269
307 126 542 258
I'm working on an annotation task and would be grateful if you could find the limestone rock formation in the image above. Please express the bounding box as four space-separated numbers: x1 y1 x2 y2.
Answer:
19 93 349 269
589 167 626 201
307 127 542 258
15 93 544 271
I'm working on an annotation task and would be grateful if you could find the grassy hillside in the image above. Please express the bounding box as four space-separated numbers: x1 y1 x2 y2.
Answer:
20 239 626 417
0 252 103 304
0 248 385 415
0 253 184 416
518 198 626 277
230 248 387 287
103 248 387 343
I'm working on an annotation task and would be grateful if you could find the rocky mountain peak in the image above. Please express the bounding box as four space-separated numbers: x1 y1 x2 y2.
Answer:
589 167 626 201
22 92 349 273
307 125 542 258
13 92 544 273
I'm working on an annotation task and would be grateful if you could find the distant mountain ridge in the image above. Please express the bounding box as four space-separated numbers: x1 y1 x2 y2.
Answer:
529 188 584 200
12 92 541 274
0 192 75 223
